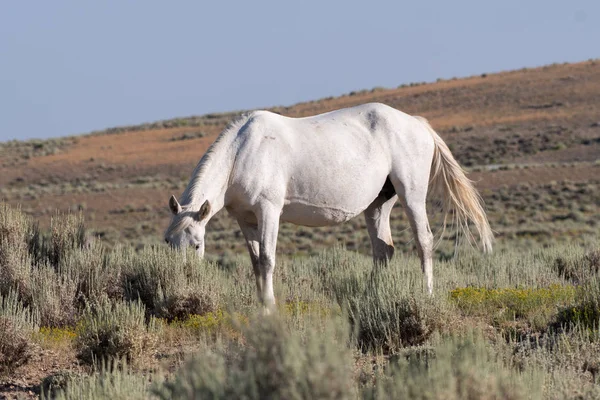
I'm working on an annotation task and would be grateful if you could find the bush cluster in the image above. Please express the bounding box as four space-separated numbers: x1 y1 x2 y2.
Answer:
44 360 152 400
0 204 221 371
553 248 600 285
347 292 446 352
363 333 542 400
0 290 39 376
120 245 221 320
325 249 452 353
554 280 600 330
155 315 355 400
1 202 600 399
75 298 158 365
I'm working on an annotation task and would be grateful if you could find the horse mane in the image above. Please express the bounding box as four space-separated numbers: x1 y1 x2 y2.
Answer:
180 113 251 205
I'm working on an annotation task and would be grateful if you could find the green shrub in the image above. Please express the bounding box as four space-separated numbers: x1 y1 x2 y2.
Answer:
328 251 451 353
507 324 600 398
36 326 78 349
120 247 220 321
40 370 82 399
0 205 117 328
448 246 563 289
168 131 206 141
165 291 216 321
173 309 230 331
554 280 600 330
363 332 543 400
30 265 77 327
450 284 577 333
59 241 121 308
544 370 600 400
154 315 355 400
47 212 87 268
46 360 154 400
0 203 33 299
348 291 446 353
75 298 158 366
552 247 600 284
0 290 39 376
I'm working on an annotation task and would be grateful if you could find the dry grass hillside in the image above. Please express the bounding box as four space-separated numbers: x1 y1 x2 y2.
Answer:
1 60 599 257
1 60 600 400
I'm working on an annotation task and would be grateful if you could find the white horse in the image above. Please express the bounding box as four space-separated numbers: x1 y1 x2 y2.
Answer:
164 103 492 311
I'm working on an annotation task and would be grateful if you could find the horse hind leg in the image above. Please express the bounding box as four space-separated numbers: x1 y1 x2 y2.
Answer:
364 183 397 265
392 177 435 294
406 199 434 294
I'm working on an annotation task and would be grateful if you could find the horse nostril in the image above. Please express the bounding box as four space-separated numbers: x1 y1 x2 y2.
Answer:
195 244 200 250
165 239 169 244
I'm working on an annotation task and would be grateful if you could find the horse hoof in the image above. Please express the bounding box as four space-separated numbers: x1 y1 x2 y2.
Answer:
262 307 275 317
261 301 276 316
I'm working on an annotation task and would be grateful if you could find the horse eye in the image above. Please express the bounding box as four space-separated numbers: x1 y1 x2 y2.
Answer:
195 244 200 250
165 239 169 244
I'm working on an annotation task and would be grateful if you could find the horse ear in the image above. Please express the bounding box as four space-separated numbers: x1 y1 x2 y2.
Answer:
195 200 211 221
169 195 182 215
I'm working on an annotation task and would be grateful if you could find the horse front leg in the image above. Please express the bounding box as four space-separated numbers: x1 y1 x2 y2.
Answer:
256 204 282 314
237 220 263 303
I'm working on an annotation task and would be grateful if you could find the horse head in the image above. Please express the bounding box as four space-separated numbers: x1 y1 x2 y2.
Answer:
164 195 211 257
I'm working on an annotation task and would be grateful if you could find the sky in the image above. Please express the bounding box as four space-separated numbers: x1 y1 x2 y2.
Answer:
0 1 598 142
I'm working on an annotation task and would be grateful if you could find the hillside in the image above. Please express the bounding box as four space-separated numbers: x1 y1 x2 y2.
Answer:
1 60 599 258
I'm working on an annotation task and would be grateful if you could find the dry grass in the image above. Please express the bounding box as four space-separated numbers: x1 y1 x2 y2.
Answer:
0 61 598 259
74 298 159 367
0 204 597 398
0 291 39 377
0 60 599 398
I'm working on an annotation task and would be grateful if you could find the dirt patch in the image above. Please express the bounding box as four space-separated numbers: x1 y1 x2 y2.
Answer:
0 346 84 400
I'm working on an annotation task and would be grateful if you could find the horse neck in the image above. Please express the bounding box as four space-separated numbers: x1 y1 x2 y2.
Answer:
180 140 234 213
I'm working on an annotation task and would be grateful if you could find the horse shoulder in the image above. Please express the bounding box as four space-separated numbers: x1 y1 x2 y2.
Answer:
230 113 293 184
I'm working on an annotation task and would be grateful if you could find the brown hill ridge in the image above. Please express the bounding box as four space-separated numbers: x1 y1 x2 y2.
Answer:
1 60 599 252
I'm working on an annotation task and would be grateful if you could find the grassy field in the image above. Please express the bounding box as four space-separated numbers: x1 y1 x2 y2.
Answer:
0 204 599 399
0 59 599 398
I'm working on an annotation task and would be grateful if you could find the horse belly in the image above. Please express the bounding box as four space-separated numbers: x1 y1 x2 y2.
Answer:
280 202 361 227
281 170 387 227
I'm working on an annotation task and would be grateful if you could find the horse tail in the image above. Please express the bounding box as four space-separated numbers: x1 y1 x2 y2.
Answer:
415 116 493 253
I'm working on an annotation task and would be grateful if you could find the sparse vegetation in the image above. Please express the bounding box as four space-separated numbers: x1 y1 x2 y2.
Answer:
75 298 158 366
363 333 542 400
554 280 600 330
40 370 82 399
450 284 577 333
0 290 38 377
168 131 206 141
0 203 599 398
155 316 355 400
328 251 452 352
89 110 242 136
120 246 221 320
0 60 599 398
45 361 153 400
0 137 78 167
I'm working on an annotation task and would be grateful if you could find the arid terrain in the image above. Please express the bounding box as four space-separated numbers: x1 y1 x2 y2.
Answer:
1 60 599 259
0 60 599 399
